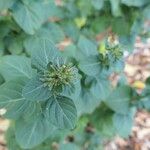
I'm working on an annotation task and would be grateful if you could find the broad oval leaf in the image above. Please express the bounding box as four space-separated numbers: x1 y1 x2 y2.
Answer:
113 108 136 138
60 81 81 100
91 0 104 10
110 0 122 17
141 97 150 111
0 56 34 81
0 0 16 11
143 5 150 20
5 124 22 150
90 78 112 100
7 36 23 55
75 87 101 116
140 83 150 111
77 36 98 57
61 44 77 60
105 86 132 114
89 105 116 137
121 0 149 7
59 143 80 150
0 78 33 119
145 77 150 85
0 40 5 56
12 1 41 34
119 35 135 52
31 38 60 71
15 114 56 149
46 95 77 129
12 0 53 34
78 55 101 76
22 75 51 101
24 23 65 55
0 73 4 85
62 22 80 42
43 23 65 43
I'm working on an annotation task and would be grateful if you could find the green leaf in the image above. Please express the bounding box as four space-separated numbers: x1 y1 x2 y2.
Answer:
24 23 65 55
140 83 150 111
60 80 81 100
78 55 101 76
121 0 149 7
61 44 77 60
112 18 131 35
0 22 10 39
22 75 51 101
90 105 116 137
7 36 24 55
105 86 132 114
90 79 112 100
60 143 80 150
141 97 150 111
0 0 16 11
91 0 104 10
77 0 92 16
91 16 111 33
119 35 135 52
0 73 4 85
5 124 22 150
43 23 65 43
31 38 60 71
0 56 34 81
12 0 53 34
15 114 56 149
145 76 150 85
46 95 77 129
111 59 125 73
143 5 150 20
0 40 5 56
61 44 85 62
75 87 100 116
62 22 80 42
113 108 136 138
141 81 150 96
0 78 33 119
109 0 122 17
77 36 98 57
59 69 81 100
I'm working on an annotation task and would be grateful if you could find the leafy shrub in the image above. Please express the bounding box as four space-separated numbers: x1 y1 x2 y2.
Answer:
0 0 150 149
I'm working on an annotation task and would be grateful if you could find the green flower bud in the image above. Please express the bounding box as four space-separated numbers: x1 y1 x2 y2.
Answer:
40 61 78 92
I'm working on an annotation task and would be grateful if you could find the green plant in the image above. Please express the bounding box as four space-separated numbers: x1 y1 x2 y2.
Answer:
0 0 150 150
0 36 137 149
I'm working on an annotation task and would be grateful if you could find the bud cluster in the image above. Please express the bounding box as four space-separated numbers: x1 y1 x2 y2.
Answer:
99 35 123 69
106 35 123 62
40 62 78 91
